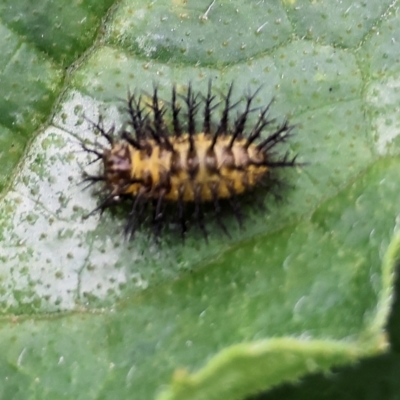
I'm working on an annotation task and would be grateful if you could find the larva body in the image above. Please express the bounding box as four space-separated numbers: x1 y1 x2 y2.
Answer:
104 133 267 203
83 82 297 239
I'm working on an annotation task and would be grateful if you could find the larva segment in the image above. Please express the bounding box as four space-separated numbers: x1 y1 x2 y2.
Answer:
83 82 298 239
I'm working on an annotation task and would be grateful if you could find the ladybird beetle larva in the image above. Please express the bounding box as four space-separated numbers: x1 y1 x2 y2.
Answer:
81 81 298 240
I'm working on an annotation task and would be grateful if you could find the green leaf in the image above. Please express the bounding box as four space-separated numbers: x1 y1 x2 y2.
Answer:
0 1 399 399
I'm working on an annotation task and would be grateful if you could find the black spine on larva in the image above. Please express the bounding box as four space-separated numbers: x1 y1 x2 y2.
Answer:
211 83 236 149
125 93 155 154
83 115 114 150
260 152 298 168
80 172 106 192
216 83 235 133
153 189 167 237
193 183 208 241
126 93 145 140
121 131 142 150
171 85 182 137
177 185 187 239
78 117 116 195
127 94 157 155
203 80 218 135
184 84 200 153
228 88 259 148
80 116 114 166
150 87 174 152
209 182 231 238
245 102 273 149
93 115 115 145
82 173 106 184
85 193 120 219
257 119 293 151
80 142 103 160
124 191 145 239
226 181 244 228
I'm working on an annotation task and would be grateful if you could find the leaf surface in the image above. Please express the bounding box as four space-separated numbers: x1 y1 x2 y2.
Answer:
0 1 399 399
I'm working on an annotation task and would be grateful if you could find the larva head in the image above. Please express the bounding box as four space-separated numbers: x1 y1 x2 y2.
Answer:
102 143 132 191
